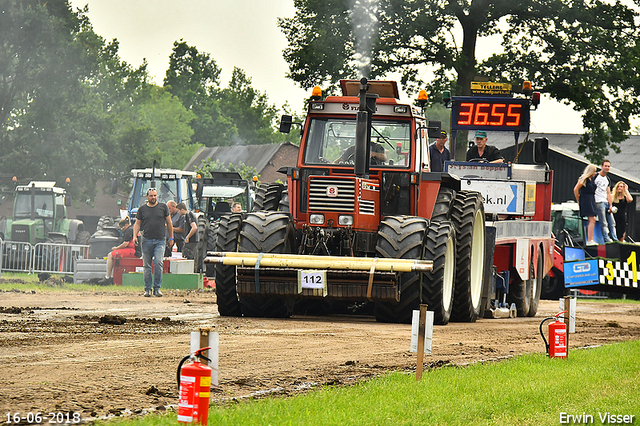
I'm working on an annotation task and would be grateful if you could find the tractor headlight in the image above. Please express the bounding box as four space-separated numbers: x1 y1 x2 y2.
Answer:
309 214 325 225
338 215 353 226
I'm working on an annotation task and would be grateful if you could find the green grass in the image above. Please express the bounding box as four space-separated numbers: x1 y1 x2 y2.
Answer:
104 340 640 426
0 272 143 293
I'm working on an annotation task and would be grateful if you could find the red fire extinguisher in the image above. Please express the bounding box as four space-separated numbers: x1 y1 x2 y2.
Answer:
539 311 567 358
177 347 212 425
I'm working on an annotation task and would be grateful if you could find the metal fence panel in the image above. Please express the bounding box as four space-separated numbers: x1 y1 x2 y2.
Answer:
1 240 34 273
0 240 90 274
32 243 90 274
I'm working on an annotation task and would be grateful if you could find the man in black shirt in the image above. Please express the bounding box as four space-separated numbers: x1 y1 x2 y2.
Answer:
133 188 174 297
466 130 504 163
429 130 451 172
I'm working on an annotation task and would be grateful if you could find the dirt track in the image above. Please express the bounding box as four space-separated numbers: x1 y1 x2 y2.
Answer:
0 285 639 423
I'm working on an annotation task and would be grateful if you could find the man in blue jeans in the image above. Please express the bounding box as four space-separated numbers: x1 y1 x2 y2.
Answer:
132 188 174 297
594 159 617 243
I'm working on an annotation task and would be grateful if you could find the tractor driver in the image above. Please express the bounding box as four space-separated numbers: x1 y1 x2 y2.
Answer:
466 130 504 163
335 141 388 165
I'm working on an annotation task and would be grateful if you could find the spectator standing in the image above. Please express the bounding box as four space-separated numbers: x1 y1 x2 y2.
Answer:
165 200 185 255
176 202 198 259
574 164 598 245
466 130 504 163
133 188 173 297
594 159 617 242
612 181 633 241
429 130 451 172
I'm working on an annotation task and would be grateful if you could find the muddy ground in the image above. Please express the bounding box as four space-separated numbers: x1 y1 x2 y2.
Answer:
0 285 639 423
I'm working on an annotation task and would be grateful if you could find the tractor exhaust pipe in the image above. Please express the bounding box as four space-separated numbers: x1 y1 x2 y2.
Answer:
354 78 377 177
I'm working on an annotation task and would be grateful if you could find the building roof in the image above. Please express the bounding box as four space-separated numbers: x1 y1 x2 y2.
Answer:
184 142 297 172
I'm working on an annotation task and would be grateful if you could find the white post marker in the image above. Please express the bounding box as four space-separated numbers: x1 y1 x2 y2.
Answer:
410 305 433 380
560 296 576 333
190 328 219 385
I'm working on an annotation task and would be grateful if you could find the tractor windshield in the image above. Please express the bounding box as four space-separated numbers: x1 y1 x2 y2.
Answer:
14 193 55 218
303 118 412 168
131 179 179 207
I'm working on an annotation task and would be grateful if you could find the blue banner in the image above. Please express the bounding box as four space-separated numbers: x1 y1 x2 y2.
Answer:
564 259 599 287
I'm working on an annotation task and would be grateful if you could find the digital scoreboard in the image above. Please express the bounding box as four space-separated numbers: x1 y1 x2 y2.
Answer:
450 97 531 132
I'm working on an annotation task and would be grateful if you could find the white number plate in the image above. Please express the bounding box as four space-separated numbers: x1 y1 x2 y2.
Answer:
297 270 327 296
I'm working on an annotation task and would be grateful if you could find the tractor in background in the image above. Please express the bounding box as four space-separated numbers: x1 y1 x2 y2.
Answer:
0 181 90 270
88 166 199 262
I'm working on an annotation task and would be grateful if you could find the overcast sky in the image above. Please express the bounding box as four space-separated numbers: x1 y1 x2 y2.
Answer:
70 0 586 134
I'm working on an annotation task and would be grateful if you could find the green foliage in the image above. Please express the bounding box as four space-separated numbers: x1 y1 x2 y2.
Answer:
280 0 640 163
164 41 290 148
0 2 302 204
196 158 259 182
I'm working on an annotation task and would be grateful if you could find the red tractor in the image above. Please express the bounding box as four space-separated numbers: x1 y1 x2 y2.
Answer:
210 78 486 324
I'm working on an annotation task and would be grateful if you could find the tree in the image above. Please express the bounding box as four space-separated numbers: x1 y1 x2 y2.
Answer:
219 67 282 145
280 0 640 162
164 41 289 147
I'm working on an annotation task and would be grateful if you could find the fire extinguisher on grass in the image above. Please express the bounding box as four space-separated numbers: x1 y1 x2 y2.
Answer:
539 311 567 358
177 347 212 425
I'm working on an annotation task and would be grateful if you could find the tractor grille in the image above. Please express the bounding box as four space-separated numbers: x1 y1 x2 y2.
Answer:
11 225 30 243
359 200 375 215
308 178 355 212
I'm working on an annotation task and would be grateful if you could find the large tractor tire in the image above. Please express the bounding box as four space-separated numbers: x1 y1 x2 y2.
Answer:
75 230 91 245
252 183 284 212
96 215 114 231
238 212 295 318
508 261 532 317
527 251 544 317
252 184 267 211
450 191 486 322
278 184 290 213
374 216 428 324
213 214 243 317
423 221 457 325
509 248 545 317
430 187 456 223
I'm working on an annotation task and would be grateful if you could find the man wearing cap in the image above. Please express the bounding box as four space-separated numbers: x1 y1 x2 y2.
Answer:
466 130 504 163
429 130 451 172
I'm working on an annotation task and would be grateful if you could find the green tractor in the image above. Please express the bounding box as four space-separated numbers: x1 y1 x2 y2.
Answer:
1 181 90 270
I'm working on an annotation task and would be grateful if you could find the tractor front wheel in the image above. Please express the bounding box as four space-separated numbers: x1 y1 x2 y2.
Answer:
238 212 295 318
213 214 243 317
374 216 428 324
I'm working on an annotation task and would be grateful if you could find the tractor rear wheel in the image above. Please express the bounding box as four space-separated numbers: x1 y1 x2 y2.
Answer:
527 251 544 317
374 216 428 324
423 221 456 325
278 184 289 213
430 187 456 222
213 214 243 317
450 191 486 322
238 212 295 318
75 231 91 245
509 259 533 317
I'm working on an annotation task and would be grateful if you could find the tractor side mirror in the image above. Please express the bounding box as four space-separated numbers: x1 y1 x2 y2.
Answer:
279 115 293 134
534 137 549 163
64 194 72 207
427 121 442 139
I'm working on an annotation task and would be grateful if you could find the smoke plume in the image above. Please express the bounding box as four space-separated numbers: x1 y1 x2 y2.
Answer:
350 0 379 79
